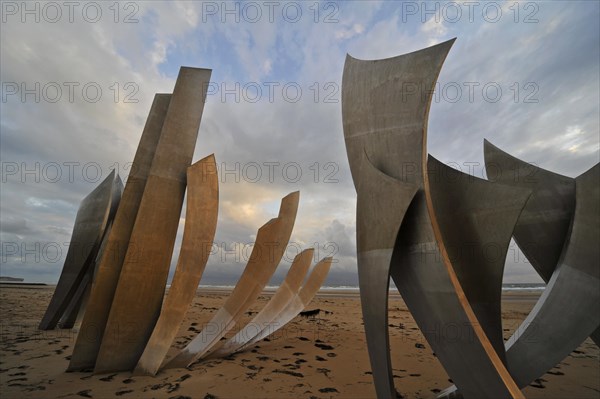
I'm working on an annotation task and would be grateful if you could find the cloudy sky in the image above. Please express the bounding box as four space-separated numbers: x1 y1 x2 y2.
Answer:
1 1 598 286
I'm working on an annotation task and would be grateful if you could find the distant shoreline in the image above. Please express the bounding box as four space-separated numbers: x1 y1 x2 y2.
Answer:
0 282 49 289
0 283 543 300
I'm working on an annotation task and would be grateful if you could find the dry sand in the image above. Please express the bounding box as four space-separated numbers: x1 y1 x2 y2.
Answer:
1 285 598 398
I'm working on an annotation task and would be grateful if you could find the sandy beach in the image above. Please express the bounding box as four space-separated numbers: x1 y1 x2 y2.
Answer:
1 285 598 399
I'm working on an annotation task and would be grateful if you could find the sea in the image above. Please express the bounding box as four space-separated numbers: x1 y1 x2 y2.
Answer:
193 283 546 293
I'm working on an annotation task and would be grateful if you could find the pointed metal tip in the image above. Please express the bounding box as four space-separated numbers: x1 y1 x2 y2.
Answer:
285 190 300 198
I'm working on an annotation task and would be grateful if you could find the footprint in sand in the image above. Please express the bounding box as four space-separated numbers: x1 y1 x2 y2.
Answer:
318 387 339 393
76 389 92 398
176 374 192 382
530 378 547 389
273 369 304 378
317 368 331 378
99 373 117 382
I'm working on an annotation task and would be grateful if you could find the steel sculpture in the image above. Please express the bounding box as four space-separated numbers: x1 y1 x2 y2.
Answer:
95 67 212 373
59 200 120 330
342 38 455 397
39 170 122 330
441 144 600 398
342 39 527 398
211 248 314 358
30 44 598 398
69 93 172 371
134 154 219 376
164 191 299 369
41 64 329 379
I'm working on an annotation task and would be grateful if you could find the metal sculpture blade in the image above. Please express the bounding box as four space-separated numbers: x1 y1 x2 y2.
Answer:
355 152 418 397
483 140 600 350
342 39 455 399
426 156 531 363
69 93 172 371
134 154 219 376
210 248 314 358
95 67 212 373
39 170 122 330
343 39 525 399
504 163 600 387
58 181 123 330
483 139 576 281
230 256 333 354
386 162 525 399
58 271 92 329
164 191 299 369
58 228 108 329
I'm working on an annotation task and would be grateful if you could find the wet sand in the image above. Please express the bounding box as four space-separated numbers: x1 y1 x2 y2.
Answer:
1 286 598 398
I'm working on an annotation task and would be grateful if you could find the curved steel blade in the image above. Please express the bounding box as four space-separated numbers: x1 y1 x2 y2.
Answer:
233 256 333 353
210 248 314 358
164 191 299 369
134 154 219 376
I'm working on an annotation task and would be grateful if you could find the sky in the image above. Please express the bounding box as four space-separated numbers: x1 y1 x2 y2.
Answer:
1 1 598 286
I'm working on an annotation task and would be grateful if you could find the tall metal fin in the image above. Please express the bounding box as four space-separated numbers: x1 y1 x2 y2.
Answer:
68 93 172 371
483 139 576 281
342 39 525 399
39 170 121 330
58 177 123 329
134 154 219 376
342 39 455 399
95 68 212 373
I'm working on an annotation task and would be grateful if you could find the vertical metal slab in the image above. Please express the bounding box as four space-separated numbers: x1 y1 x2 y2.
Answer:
427 156 531 362
58 178 123 329
355 153 418 398
390 191 516 399
341 39 455 399
68 93 172 371
343 39 525 399
95 67 212 373
39 170 121 330
134 154 219 376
